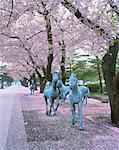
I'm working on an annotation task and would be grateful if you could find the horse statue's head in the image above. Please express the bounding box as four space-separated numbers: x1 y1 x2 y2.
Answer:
31 80 34 84
44 81 51 91
45 81 51 87
52 72 58 83
57 80 63 88
69 73 78 89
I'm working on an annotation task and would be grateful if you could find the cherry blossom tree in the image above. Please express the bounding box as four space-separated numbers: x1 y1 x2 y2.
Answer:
59 0 119 125
0 0 119 125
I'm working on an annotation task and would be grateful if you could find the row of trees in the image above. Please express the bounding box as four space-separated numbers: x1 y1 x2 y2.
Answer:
0 0 119 125
72 53 103 93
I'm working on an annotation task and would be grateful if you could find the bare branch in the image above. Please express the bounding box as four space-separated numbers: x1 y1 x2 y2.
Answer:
109 0 119 16
1 32 20 40
61 0 109 38
25 30 45 41
7 0 14 27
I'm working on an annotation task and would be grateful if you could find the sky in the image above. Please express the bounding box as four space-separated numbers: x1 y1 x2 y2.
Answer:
74 48 96 61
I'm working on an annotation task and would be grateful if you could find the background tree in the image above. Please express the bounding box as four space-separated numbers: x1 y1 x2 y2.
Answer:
0 0 119 125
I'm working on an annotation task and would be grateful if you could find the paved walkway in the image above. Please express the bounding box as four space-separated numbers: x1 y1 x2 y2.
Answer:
0 88 14 150
0 86 119 150
0 86 29 150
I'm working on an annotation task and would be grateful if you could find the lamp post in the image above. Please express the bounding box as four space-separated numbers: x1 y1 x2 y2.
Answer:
0 71 3 89
0 64 5 89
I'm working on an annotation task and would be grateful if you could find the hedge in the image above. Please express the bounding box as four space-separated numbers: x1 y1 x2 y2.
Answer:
85 84 100 93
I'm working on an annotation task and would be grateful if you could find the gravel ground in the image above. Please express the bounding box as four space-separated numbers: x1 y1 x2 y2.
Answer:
22 109 119 150
20 92 119 150
92 115 111 125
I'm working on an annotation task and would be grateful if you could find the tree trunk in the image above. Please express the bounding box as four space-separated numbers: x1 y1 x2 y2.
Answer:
111 72 119 125
96 56 103 93
46 53 53 81
102 39 119 125
37 2 54 81
32 73 37 90
43 6 53 81
59 40 66 84
40 77 46 93
22 78 28 87
35 68 46 93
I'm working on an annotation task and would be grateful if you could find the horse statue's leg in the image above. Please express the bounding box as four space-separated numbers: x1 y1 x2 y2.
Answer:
85 87 90 105
49 98 55 115
62 93 67 103
85 96 88 105
54 97 59 112
44 96 49 115
30 88 32 95
82 96 88 105
63 89 69 103
32 88 34 95
78 101 83 130
71 103 76 126
82 96 85 104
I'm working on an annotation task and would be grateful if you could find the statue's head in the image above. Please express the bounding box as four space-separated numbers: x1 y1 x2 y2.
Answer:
45 81 51 87
57 80 63 88
31 80 34 84
52 72 58 82
69 73 77 89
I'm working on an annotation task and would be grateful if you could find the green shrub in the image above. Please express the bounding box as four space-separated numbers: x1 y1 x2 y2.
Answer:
85 84 100 93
